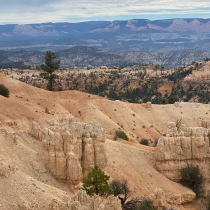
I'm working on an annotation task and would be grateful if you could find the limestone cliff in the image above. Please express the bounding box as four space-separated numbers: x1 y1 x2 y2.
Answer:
155 121 210 194
29 117 107 192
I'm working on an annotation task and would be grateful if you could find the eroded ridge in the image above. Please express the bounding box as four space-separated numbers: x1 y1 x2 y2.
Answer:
30 117 107 191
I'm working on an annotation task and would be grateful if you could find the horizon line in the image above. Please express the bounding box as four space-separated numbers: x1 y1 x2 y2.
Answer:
1 17 210 26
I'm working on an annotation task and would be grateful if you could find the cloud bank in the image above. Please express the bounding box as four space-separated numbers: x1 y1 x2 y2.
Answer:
0 0 210 24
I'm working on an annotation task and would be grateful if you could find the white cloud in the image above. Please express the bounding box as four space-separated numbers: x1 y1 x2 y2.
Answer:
0 0 210 24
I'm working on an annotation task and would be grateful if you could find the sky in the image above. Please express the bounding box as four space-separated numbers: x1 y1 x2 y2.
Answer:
0 0 210 24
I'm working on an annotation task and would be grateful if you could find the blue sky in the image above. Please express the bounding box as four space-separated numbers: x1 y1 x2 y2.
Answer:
0 0 210 24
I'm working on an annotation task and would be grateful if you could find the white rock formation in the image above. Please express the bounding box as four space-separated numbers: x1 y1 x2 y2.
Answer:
30 117 107 191
155 121 210 195
153 188 165 210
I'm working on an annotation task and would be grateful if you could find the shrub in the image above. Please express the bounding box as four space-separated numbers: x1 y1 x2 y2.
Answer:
45 107 50 114
110 179 130 205
110 180 156 210
0 84 9 98
110 179 125 196
126 198 155 210
167 93 175 104
153 139 159 147
140 139 149 146
115 130 128 141
180 164 204 196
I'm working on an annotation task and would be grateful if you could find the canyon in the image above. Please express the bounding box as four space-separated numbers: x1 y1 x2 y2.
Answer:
1 71 210 209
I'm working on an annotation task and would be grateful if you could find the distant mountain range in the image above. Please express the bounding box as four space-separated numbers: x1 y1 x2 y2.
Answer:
1 18 210 53
1 46 210 68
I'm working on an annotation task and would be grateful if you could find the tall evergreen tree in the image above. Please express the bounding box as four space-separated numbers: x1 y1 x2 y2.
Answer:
40 51 60 91
82 165 113 196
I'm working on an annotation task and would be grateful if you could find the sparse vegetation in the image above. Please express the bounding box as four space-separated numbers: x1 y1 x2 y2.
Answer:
45 107 50 114
110 179 130 206
110 179 156 210
167 67 193 82
167 93 175 104
0 84 10 98
82 165 113 196
206 198 210 210
140 139 149 146
2 58 210 104
180 164 204 196
114 130 128 141
153 139 159 147
130 198 155 210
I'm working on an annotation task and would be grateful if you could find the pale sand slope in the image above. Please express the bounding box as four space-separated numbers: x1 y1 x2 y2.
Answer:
105 140 196 209
0 73 208 209
0 133 72 210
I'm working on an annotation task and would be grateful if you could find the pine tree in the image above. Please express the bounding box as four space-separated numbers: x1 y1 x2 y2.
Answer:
40 51 60 91
82 165 113 196
168 93 175 104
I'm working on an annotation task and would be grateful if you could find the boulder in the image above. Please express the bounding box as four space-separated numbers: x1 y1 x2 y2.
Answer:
145 102 152 108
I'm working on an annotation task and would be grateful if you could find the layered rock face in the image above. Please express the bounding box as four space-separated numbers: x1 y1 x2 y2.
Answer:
155 121 210 185
29 117 107 191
